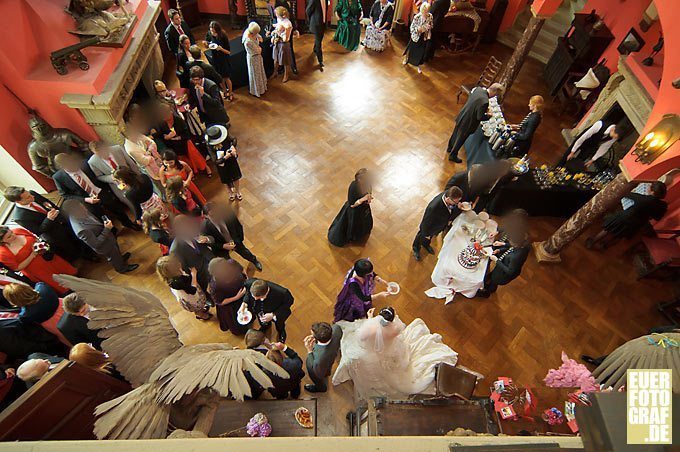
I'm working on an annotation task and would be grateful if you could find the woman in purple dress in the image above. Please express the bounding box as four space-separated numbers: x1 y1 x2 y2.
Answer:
333 258 391 323
208 258 251 335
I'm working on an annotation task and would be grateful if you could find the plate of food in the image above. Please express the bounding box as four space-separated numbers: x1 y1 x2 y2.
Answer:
237 308 253 325
387 282 400 295
459 201 472 211
208 42 218 50
294 407 314 429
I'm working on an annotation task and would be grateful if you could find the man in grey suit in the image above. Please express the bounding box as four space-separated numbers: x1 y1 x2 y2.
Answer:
87 141 141 212
303 322 343 393
62 199 139 274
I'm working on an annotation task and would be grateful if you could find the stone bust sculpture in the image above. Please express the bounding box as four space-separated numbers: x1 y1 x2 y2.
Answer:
66 0 132 40
27 114 89 177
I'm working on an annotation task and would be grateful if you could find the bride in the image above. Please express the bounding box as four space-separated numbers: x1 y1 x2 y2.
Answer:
332 307 458 399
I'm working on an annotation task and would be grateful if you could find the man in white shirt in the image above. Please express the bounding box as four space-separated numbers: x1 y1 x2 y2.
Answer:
562 121 623 169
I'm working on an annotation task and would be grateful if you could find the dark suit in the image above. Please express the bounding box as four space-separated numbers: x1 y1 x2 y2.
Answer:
267 347 305 399
305 323 342 391
169 238 215 292
57 313 102 349
447 87 490 158
425 0 451 61
185 60 223 88
306 0 325 64
164 21 195 54
69 212 128 272
243 279 294 342
0 318 67 363
188 78 229 127
483 245 530 293
10 192 85 262
412 192 460 253
445 170 475 201
53 164 135 228
201 216 258 265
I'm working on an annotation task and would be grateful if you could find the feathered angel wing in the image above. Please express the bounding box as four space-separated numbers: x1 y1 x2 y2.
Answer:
592 333 680 393
151 344 291 403
55 274 183 387
93 383 170 440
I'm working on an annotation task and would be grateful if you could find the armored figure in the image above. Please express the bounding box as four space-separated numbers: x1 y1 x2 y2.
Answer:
27 114 88 177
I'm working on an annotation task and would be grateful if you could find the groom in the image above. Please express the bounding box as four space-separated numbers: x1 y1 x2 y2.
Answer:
243 279 294 343
412 186 464 261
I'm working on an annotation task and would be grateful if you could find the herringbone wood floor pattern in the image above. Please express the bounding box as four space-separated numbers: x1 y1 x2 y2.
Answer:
80 28 673 435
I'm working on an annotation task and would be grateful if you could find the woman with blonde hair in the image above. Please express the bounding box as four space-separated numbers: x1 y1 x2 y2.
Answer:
508 95 544 157
403 2 432 73
157 255 212 320
242 22 267 97
270 6 294 83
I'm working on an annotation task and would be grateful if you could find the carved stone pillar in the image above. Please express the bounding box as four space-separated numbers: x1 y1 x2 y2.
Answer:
497 14 545 94
533 172 635 262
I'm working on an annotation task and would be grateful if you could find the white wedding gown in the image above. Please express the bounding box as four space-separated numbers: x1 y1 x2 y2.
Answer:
332 316 458 400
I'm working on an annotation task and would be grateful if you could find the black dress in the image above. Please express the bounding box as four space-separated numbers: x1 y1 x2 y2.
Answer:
327 180 373 246
603 193 667 238
207 137 242 185
209 273 250 335
157 114 192 157
205 32 232 78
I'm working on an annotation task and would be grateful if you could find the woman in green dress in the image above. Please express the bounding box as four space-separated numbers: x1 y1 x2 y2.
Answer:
334 0 363 51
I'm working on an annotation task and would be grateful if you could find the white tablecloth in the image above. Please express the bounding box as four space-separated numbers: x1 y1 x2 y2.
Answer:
425 211 489 303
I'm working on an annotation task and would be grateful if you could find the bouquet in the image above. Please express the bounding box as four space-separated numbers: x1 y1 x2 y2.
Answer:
246 413 272 437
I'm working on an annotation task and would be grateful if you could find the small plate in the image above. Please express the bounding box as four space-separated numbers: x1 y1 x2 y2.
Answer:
208 43 218 49
387 282 400 295
237 310 253 325
459 202 472 211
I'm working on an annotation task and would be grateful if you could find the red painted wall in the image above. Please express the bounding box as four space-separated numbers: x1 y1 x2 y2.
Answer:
0 0 150 189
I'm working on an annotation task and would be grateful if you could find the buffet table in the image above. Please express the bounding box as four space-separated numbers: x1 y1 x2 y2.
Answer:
463 126 496 167
208 399 318 437
486 171 597 218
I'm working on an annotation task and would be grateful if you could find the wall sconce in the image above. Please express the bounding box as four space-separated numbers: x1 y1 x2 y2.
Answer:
632 114 680 164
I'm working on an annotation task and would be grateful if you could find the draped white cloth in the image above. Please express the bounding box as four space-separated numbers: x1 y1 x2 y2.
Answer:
425 211 489 303
332 316 458 400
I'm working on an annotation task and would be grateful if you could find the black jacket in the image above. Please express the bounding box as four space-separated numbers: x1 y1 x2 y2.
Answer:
445 170 478 202
0 318 67 362
305 323 343 379
169 238 215 291
267 347 305 399
185 60 223 88
488 245 530 286
513 111 541 155
187 78 229 127
306 0 325 34
243 279 294 324
455 87 490 135
430 0 451 29
57 313 103 349
201 215 246 256
164 21 195 54
52 163 116 205
418 191 460 236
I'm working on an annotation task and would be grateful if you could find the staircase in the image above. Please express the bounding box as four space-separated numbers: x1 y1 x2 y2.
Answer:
497 0 587 65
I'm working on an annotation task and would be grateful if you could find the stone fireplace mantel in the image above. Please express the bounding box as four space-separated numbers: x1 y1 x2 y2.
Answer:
562 56 655 144
60 1 163 144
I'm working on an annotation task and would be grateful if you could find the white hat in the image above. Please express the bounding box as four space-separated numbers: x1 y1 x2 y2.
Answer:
205 125 229 145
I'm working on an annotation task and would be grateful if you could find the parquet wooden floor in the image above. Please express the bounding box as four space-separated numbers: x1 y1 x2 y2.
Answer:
80 28 674 436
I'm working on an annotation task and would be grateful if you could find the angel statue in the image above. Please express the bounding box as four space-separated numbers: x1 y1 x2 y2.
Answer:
55 275 290 440
27 114 89 177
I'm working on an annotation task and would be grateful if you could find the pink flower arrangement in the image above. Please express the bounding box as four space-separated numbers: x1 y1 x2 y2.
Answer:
246 413 272 437
544 352 598 392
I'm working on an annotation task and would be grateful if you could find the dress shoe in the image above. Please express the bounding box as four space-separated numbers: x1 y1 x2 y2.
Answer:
476 289 490 298
424 244 435 255
412 246 422 261
319 63 324 72
581 355 598 366
448 155 463 163
123 252 131 262
117 263 139 274
292 67 299 75
254 260 263 271
305 384 324 393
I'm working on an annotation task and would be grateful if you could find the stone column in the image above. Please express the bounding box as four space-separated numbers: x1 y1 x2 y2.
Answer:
497 14 546 94
533 172 635 262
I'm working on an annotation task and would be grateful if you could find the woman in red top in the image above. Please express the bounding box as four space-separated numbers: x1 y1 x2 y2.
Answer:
0 227 76 295
159 150 208 205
